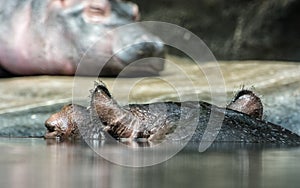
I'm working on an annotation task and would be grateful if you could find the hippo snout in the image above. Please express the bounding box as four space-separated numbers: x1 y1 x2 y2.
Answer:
112 25 165 76
44 105 71 139
115 39 164 63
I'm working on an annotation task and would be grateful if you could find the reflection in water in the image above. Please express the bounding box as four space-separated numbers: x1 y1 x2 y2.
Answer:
1 138 300 188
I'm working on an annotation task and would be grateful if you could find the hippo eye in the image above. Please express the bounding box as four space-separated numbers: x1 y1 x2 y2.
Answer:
89 5 106 15
85 1 111 18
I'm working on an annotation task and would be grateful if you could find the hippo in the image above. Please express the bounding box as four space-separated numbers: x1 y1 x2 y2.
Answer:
0 0 165 77
44 80 300 145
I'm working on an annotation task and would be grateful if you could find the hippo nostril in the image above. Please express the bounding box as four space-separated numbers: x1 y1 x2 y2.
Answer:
45 120 56 132
45 113 64 132
106 22 166 76
150 40 165 57
113 37 165 64
114 40 164 71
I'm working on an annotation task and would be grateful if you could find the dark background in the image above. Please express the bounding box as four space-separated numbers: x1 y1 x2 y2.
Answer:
132 0 300 61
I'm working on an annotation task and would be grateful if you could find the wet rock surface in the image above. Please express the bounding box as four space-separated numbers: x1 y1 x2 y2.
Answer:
0 103 64 137
133 0 300 61
0 76 72 137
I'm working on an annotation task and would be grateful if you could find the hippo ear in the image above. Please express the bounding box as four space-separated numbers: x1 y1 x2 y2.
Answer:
232 90 254 102
93 80 112 98
227 89 263 119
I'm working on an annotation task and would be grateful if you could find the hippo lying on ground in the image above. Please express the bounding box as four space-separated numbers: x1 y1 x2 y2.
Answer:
44 80 300 145
0 0 164 77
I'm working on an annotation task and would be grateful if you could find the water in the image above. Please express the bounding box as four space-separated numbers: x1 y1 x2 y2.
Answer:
1 138 300 188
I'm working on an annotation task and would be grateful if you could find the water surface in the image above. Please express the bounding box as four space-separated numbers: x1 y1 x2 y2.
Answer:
1 138 300 188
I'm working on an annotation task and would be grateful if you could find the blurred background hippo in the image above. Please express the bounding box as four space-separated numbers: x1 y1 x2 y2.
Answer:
0 0 165 77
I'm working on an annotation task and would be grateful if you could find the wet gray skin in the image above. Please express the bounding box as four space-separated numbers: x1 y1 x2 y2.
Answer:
45 81 300 145
0 0 164 76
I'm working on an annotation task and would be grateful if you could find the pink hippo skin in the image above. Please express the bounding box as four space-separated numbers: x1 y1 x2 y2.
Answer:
0 0 165 77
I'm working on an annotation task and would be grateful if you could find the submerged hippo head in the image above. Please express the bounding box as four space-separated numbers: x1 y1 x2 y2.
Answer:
44 104 85 139
0 0 165 76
